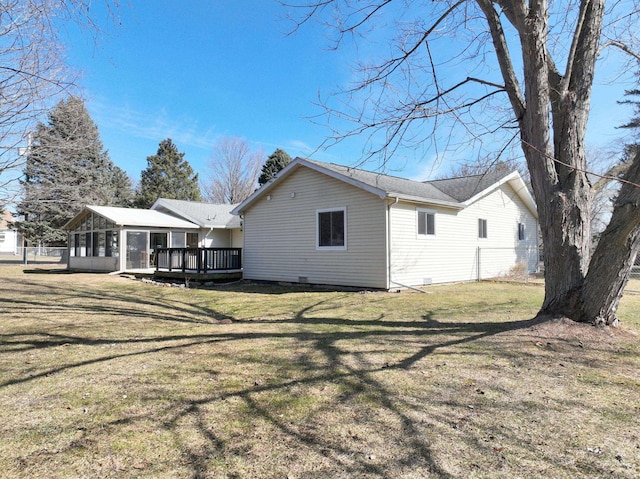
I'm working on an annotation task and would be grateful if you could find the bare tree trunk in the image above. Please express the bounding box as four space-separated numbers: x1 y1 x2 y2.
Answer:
516 0 607 324
576 152 640 325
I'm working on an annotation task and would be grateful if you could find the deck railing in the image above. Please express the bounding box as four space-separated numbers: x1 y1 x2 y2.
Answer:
155 247 242 273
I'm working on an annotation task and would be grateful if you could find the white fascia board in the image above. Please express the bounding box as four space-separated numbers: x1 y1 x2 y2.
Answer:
62 206 90 230
460 171 538 219
461 171 520 206
508 177 538 218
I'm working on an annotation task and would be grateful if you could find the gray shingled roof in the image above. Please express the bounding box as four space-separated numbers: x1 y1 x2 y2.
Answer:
304 159 459 205
153 199 241 228
426 169 513 202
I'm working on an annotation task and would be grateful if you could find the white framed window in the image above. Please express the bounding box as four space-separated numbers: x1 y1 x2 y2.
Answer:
317 207 347 250
518 222 525 241
417 209 436 237
478 218 488 239
0 233 5 242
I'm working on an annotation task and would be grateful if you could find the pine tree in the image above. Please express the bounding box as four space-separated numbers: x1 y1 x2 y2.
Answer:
618 81 640 157
134 139 202 208
258 149 292 186
106 163 135 207
14 96 129 245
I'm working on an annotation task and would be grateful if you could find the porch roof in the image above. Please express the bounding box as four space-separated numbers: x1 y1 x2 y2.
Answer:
65 206 200 230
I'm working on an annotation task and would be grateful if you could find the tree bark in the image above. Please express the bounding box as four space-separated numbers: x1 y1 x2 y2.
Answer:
490 0 613 324
574 152 640 325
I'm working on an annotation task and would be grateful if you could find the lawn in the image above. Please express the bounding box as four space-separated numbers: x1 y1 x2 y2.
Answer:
0 264 639 478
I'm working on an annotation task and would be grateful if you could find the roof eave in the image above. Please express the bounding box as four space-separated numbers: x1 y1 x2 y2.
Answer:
151 198 206 226
389 194 463 210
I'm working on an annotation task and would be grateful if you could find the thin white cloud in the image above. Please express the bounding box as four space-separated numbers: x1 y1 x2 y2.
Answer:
406 154 447 181
88 100 220 152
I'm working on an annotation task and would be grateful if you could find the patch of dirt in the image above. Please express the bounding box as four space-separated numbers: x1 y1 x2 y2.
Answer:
519 315 638 344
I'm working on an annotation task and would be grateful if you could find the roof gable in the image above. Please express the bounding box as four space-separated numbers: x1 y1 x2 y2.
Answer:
233 158 466 214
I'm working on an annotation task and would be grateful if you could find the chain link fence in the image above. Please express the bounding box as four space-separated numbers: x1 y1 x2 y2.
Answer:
477 246 542 283
477 247 640 286
0 247 67 264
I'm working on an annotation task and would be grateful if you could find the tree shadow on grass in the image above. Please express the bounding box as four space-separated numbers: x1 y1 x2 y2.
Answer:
1 276 586 478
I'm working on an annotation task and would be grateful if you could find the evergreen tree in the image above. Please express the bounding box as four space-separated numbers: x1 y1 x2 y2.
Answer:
618 80 640 157
258 148 292 186
134 139 202 208
106 163 135 207
13 96 128 245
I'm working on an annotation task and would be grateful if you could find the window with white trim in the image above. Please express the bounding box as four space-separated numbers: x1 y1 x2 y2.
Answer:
317 208 346 250
417 209 436 237
518 222 525 241
478 218 488 239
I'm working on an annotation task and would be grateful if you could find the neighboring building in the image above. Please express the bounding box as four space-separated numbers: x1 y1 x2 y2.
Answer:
64 200 241 272
0 210 21 255
232 158 539 290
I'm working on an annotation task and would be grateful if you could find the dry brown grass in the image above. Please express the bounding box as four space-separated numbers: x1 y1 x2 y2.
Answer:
0 264 639 478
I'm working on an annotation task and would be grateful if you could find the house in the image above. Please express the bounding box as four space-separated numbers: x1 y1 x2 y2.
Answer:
64 200 242 272
232 158 538 289
0 210 22 255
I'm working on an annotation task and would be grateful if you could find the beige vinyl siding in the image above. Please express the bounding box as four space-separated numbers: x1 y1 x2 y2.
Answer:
202 228 232 248
242 167 388 288
390 183 538 286
230 228 243 248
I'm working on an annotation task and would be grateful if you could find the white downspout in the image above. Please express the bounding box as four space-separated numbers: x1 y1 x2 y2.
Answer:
387 197 399 290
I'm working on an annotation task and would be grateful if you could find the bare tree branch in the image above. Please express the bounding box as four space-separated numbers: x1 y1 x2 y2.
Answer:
599 40 640 61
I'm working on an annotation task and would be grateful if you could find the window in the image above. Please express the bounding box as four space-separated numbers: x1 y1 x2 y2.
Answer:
187 233 199 248
85 232 93 256
170 232 185 248
317 208 346 249
79 233 86 257
417 209 435 237
478 219 488 239
92 231 100 257
0 233 5 242
518 222 525 241
106 231 119 257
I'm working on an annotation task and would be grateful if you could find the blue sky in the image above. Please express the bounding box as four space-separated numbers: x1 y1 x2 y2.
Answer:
64 1 362 184
62 1 637 186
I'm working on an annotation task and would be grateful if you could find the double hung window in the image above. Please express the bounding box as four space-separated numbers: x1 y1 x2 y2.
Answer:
417 209 436 237
317 208 346 250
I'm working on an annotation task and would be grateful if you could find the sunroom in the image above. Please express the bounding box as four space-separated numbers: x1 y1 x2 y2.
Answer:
65 205 202 272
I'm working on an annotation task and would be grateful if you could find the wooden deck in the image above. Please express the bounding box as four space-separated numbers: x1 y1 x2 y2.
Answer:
153 247 242 281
